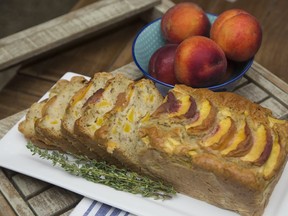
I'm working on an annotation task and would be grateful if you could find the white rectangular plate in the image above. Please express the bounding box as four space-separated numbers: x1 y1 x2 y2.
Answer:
0 72 288 216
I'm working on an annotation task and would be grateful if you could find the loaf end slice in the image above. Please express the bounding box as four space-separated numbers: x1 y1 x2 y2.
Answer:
18 79 70 150
35 76 88 154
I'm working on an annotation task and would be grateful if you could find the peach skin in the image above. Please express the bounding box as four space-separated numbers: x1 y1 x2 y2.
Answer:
210 9 262 62
148 44 178 85
174 36 227 87
161 2 210 44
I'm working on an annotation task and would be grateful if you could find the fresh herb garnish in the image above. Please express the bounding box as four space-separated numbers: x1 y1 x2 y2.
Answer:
26 142 176 199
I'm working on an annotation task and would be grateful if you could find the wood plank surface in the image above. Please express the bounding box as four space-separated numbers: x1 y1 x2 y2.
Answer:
19 18 146 81
12 174 50 199
260 98 288 119
0 169 35 216
0 190 17 216
0 0 160 71
28 187 81 216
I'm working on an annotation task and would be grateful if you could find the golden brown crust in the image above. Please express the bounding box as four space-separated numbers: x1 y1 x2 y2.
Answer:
35 76 88 154
94 79 164 171
61 72 113 159
175 84 272 122
18 75 288 216
139 85 288 216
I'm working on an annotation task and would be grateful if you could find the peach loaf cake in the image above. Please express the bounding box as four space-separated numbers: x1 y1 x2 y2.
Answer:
18 73 288 216
61 72 113 159
34 76 88 154
138 85 288 216
94 79 163 170
74 74 134 164
18 78 70 150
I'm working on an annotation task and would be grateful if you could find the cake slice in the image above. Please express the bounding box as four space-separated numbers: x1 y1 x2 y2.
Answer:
34 76 88 154
94 79 163 170
18 79 70 150
61 72 113 159
74 74 133 164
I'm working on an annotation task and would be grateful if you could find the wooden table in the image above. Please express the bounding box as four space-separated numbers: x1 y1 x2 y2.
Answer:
1 1 288 216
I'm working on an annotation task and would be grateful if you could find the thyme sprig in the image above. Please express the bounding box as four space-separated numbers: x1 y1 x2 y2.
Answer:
26 142 176 199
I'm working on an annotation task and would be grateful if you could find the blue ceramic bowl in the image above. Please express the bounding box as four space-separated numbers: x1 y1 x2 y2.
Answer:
132 14 253 94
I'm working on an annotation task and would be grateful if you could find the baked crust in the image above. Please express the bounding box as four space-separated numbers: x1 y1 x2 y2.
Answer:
61 72 113 159
18 79 71 151
94 79 163 171
139 85 288 216
35 76 88 154
19 77 288 216
74 74 133 165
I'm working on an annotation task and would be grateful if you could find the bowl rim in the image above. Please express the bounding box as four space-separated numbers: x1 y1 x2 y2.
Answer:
132 17 254 91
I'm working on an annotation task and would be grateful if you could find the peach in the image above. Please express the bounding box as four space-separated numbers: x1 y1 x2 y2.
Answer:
241 125 273 166
210 9 262 62
174 36 227 87
263 132 282 179
161 2 210 43
203 117 237 150
221 120 252 157
153 92 196 117
148 44 178 85
185 99 217 135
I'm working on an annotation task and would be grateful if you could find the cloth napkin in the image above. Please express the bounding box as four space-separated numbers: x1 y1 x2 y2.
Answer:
70 197 135 216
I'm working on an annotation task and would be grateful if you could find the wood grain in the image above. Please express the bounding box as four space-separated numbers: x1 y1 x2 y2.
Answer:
234 83 269 103
0 190 17 216
247 66 288 105
19 18 146 82
260 97 288 119
28 187 81 216
0 110 26 138
0 169 34 216
12 174 50 199
0 0 160 71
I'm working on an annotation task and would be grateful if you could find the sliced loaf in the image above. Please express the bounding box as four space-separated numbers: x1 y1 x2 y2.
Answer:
18 79 70 150
34 76 88 154
74 74 133 164
94 79 163 170
61 72 113 159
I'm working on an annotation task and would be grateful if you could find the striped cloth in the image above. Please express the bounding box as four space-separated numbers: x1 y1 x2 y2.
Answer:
70 197 134 216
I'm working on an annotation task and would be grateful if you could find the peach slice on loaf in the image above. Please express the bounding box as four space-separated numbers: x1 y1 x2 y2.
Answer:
240 124 273 166
221 120 252 156
201 116 236 150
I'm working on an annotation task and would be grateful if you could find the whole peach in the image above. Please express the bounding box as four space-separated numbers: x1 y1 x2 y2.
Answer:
210 9 262 62
161 2 210 44
148 44 178 85
174 36 227 87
